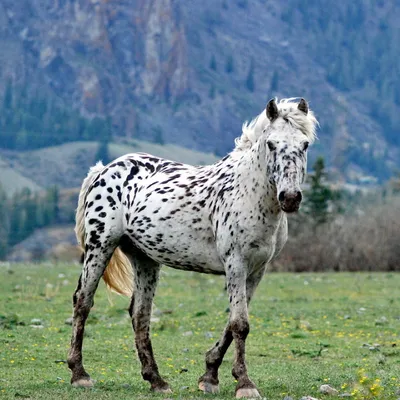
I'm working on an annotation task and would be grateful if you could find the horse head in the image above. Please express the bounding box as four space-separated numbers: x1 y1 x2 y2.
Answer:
264 98 317 213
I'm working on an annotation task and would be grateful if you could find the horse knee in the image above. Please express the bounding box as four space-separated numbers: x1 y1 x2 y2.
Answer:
230 318 250 339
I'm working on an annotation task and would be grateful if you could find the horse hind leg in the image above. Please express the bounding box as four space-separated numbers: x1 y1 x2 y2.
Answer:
67 239 118 387
122 244 171 393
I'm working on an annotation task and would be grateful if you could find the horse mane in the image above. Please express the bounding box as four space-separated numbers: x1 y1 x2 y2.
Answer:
234 98 318 152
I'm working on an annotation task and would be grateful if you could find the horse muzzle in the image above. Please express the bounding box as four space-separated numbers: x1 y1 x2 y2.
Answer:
278 190 302 213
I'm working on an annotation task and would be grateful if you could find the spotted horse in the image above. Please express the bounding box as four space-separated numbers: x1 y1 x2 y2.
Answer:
68 98 318 398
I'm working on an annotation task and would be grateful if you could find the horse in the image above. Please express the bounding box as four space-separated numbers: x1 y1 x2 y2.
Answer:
67 98 318 398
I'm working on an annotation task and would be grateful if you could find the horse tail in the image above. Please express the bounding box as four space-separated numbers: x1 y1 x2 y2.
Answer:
75 162 104 252
75 161 134 297
103 248 134 297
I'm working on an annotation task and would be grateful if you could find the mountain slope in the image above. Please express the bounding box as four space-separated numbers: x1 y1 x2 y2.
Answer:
0 156 42 195
0 140 217 190
0 0 398 182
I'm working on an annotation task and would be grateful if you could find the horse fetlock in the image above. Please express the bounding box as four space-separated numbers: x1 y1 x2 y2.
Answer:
199 372 219 385
70 366 91 386
142 367 162 383
67 352 81 370
205 349 223 366
232 363 248 380
198 378 220 394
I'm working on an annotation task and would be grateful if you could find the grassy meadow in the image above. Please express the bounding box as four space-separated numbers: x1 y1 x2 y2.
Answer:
1 263 400 399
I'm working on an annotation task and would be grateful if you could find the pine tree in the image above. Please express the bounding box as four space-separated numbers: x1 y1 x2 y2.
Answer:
0 184 9 259
3 79 13 110
225 54 234 74
43 186 60 225
270 70 279 93
245 59 255 92
8 193 24 247
95 140 111 164
209 55 217 71
153 127 165 145
208 84 216 99
304 156 334 226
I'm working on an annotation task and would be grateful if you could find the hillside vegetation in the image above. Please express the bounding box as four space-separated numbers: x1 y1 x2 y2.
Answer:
0 1 398 181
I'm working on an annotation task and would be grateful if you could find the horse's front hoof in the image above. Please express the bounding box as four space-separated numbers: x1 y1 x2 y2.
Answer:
235 387 261 399
199 380 219 394
71 378 95 388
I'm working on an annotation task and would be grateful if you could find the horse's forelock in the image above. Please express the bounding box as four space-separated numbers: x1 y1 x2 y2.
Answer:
277 99 318 143
234 98 318 152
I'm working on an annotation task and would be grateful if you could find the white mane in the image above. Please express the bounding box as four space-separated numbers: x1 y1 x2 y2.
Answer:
234 98 318 152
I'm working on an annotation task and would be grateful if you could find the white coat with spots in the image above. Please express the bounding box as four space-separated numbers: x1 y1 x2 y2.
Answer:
68 98 318 398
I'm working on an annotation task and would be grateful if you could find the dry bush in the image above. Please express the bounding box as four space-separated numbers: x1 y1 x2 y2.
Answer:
272 196 400 272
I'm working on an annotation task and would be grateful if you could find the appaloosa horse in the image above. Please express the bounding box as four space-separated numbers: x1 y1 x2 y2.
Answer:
68 98 318 398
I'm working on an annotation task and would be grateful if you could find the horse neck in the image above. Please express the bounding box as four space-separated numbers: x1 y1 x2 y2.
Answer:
231 136 281 215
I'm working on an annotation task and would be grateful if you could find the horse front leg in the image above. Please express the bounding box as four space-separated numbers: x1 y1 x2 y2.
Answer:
199 262 263 397
229 264 262 399
198 326 233 393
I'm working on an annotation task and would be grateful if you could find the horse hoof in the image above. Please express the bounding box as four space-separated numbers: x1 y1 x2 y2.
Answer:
235 387 261 398
153 386 172 394
72 378 94 388
199 380 219 393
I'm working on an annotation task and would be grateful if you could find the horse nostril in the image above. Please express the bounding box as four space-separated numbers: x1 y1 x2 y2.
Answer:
278 191 286 202
296 191 302 202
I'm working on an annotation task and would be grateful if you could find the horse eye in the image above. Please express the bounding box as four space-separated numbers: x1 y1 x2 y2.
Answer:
267 141 276 151
303 142 309 151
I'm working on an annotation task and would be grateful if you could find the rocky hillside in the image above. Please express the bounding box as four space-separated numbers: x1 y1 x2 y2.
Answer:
0 0 398 182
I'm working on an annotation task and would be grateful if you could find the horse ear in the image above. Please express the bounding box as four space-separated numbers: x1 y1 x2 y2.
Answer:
298 98 308 114
266 99 279 121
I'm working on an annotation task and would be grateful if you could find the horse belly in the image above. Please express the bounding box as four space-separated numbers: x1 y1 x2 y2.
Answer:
126 194 224 274
159 236 224 275
133 225 224 274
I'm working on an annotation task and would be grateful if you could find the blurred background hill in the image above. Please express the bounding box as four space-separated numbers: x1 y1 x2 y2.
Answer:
0 0 399 266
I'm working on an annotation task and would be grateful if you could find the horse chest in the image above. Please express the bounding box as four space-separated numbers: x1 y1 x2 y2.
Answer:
237 214 288 266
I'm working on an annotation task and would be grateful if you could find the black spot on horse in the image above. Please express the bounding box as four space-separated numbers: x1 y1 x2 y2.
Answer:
145 163 155 172
107 196 116 207
89 230 101 245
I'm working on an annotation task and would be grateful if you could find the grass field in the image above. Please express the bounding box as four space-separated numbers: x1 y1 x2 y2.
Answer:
1 264 400 399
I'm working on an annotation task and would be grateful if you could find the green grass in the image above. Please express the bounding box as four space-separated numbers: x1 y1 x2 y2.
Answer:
1 264 400 399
